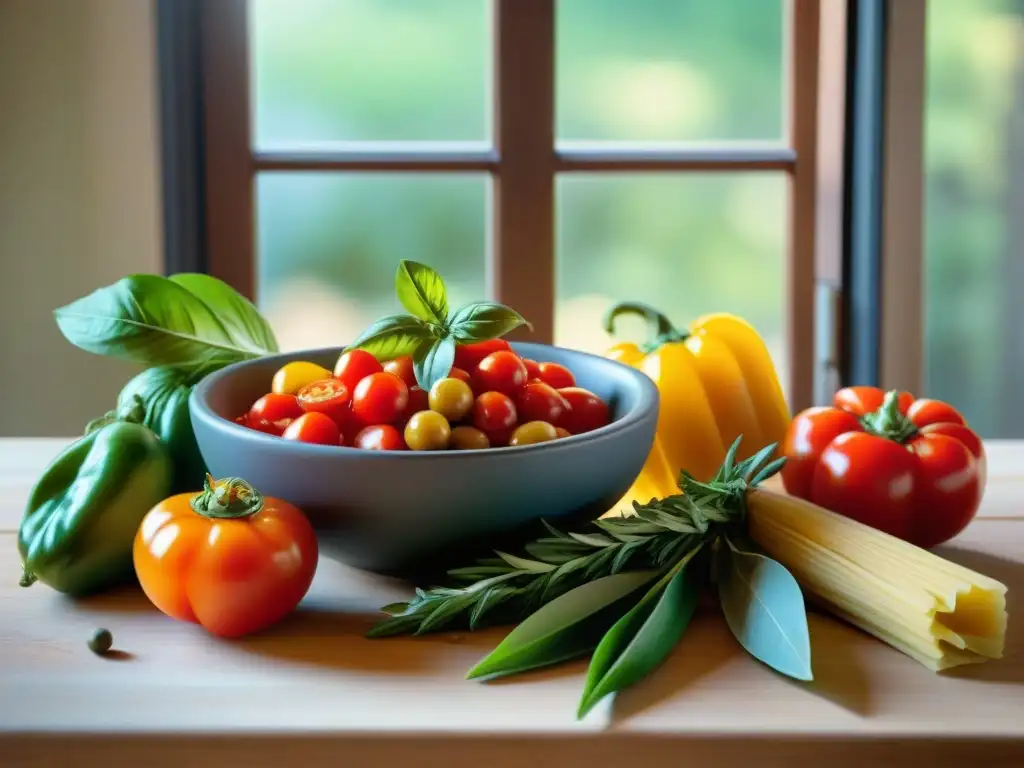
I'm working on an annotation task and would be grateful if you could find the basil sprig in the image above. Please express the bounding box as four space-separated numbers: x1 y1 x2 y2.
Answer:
348 261 531 391
370 439 814 720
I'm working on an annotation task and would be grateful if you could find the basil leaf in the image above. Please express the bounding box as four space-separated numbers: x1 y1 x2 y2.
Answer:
54 274 273 366
448 302 531 343
413 335 456 391
169 273 278 354
577 561 699 718
395 260 448 325
466 570 657 681
718 535 813 681
346 313 437 361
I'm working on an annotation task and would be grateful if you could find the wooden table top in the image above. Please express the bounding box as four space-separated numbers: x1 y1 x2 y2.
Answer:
2 438 1022 767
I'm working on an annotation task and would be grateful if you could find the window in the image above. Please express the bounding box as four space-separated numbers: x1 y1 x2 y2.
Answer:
197 0 824 411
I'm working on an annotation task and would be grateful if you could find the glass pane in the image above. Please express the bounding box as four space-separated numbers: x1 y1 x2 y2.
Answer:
251 0 490 148
257 174 487 350
556 0 785 143
924 0 1024 437
556 174 788 393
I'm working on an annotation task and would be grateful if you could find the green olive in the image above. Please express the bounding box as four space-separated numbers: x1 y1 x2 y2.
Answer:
404 410 451 451
509 421 558 447
450 425 490 450
88 628 113 655
428 377 474 422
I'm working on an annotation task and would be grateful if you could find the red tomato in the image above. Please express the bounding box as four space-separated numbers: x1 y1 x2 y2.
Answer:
354 424 406 451
538 362 575 390
334 349 384 393
248 417 293 437
454 339 512 372
780 386 985 549
383 356 417 388
484 426 514 447
335 400 366 445
283 412 341 445
522 358 542 381
249 393 304 424
449 367 471 384
399 386 430 424
475 351 528 396
558 387 610 434
473 391 517 432
353 372 409 425
516 381 569 424
296 379 351 425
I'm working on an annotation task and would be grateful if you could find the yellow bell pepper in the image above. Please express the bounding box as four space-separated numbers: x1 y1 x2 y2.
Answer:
604 302 791 510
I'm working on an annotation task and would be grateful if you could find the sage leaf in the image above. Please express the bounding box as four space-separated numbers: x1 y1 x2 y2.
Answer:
413 335 456 391
168 273 278 354
466 570 657 681
347 313 437 361
54 274 274 366
395 260 449 325
718 535 813 681
577 561 699 718
448 302 531 342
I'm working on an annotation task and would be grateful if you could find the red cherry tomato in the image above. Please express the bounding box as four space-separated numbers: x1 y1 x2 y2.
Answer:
538 362 575 390
474 351 528 396
353 372 409 425
283 412 341 445
557 387 610 434
399 385 430 424
296 379 351 425
473 391 517 432
248 417 293 437
354 424 406 451
780 386 984 549
484 426 514 447
334 349 384 393
383 356 417 388
449 367 471 384
522 358 542 381
454 339 512 372
516 381 569 424
249 393 304 424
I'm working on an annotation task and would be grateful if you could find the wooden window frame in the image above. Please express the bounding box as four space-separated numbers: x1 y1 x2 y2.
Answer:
197 0 829 411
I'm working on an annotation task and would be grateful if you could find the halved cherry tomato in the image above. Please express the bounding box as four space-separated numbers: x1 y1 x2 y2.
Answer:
353 372 409 425
334 349 384 393
473 391 517 433
250 393 304 424
516 381 569 424
272 361 333 396
296 379 351 424
538 362 575 390
134 476 318 638
522 358 542 381
248 417 293 437
283 412 341 445
558 387 609 434
454 339 512 372
383 356 417 388
355 424 406 451
474 351 528 396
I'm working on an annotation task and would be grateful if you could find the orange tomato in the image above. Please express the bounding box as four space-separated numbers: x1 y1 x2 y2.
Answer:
133 476 318 638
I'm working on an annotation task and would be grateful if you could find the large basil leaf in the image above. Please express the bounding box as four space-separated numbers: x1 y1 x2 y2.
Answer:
346 313 437 361
718 535 813 681
466 570 657 681
54 275 273 366
448 302 531 342
577 561 699 718
168 273 278 354
395 260 448 325
413 336 456 392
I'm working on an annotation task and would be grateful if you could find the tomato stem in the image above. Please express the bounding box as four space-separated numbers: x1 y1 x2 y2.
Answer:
189 474 265 519
603 301 690 353
860 390 918 443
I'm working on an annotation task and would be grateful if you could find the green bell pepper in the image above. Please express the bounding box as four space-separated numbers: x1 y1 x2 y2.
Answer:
19 398 172 596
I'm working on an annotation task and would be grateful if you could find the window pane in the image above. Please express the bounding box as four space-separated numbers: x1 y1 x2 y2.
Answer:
556 0 785 143
252 0 490 148
924 0 1024 437
257 174 487 351
556 174 788 393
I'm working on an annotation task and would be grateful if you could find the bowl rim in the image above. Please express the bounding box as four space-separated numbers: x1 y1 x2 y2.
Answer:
190 341 659 459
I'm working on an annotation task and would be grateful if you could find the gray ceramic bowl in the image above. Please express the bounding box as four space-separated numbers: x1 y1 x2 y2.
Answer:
190 342 658 575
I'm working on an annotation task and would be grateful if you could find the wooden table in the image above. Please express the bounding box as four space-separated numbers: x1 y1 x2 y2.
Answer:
1 439 1022 767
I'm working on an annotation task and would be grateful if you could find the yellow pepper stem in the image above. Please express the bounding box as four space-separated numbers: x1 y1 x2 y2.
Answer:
603 301 690 353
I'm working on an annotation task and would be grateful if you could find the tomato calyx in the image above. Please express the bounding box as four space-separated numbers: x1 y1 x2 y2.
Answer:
189 474 265 520
603 301 689 353
859 389 918 443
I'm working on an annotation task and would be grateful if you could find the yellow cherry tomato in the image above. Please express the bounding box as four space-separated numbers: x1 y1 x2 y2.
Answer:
272 361 333 396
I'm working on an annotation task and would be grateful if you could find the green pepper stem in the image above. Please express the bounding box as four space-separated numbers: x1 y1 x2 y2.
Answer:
602 301 690 353
189 475 265 519
19 569 36 588
860 390 918 443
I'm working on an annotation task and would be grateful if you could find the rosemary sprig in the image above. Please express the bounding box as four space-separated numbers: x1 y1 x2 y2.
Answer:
368 438 783 638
